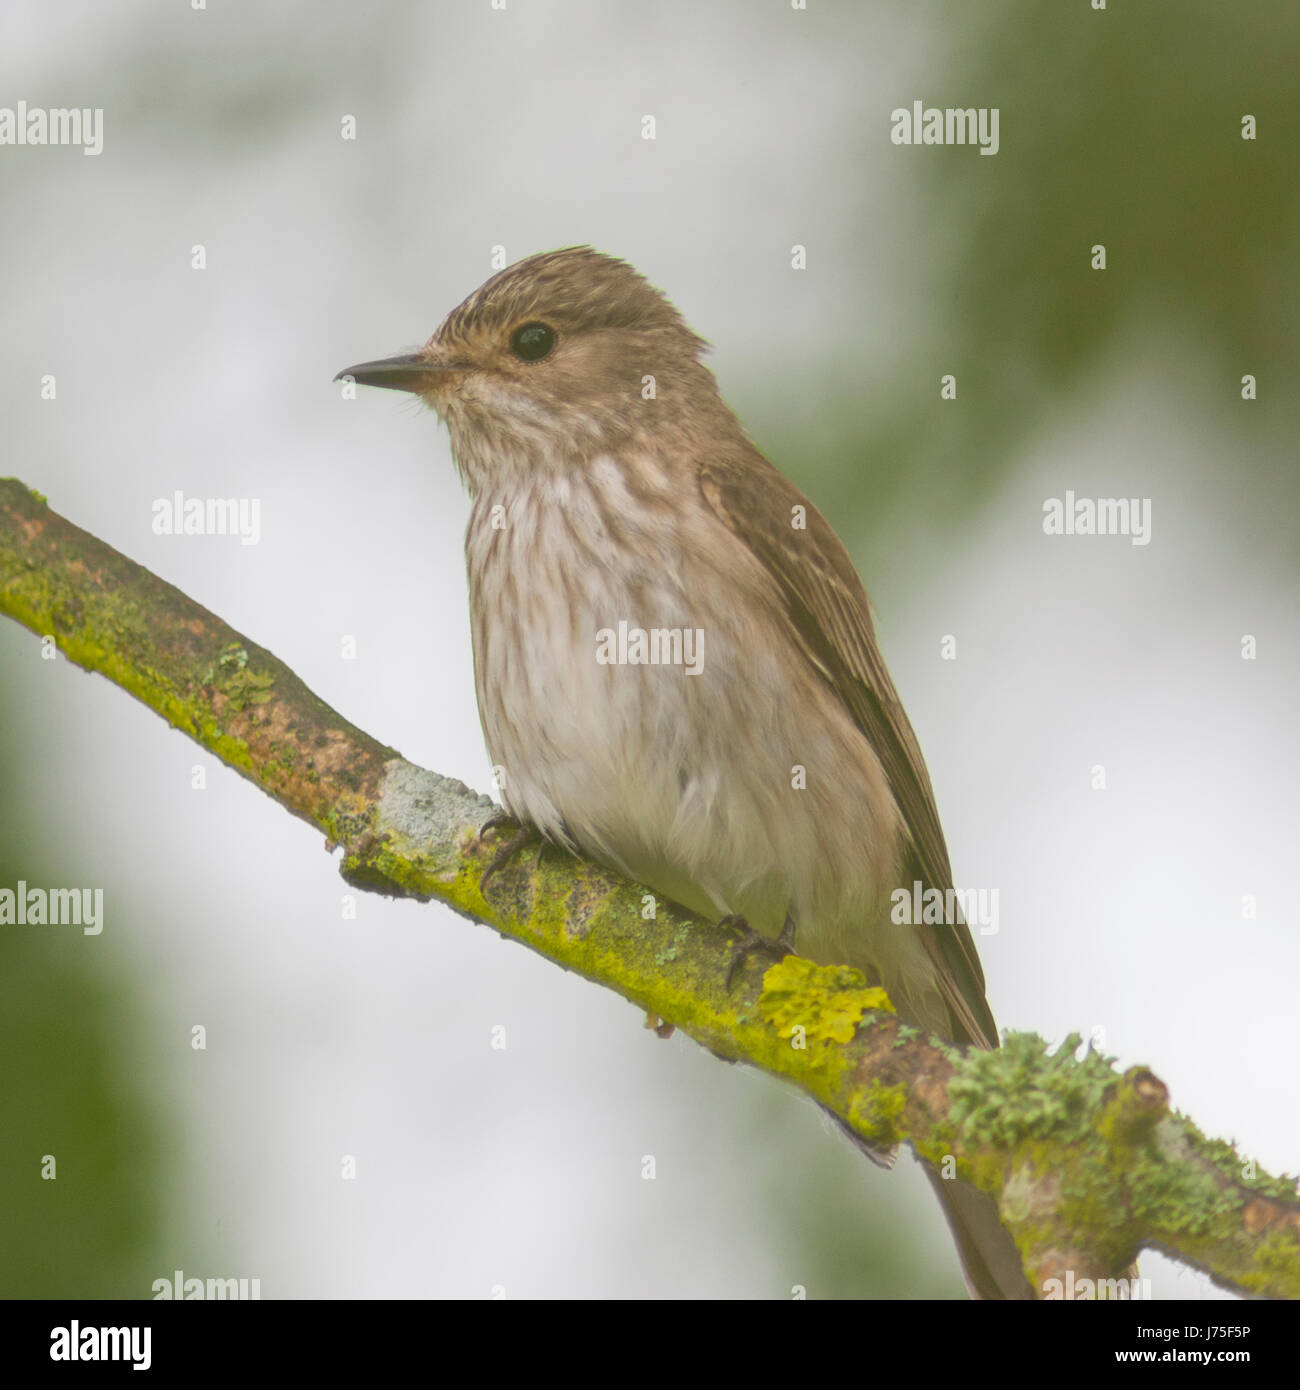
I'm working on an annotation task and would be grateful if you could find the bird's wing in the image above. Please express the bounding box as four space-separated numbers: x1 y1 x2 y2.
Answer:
700 446 998 1049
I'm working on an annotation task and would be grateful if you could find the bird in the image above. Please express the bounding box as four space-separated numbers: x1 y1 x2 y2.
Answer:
336 246 1032 1299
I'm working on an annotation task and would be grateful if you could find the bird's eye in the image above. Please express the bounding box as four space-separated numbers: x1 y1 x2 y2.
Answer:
510 321 556 362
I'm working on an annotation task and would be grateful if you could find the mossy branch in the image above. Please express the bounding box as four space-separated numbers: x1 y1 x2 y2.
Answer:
1 475 1297 1300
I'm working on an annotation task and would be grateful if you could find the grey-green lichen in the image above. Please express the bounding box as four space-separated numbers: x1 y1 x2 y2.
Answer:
654 926 694 967
948 1032 1115 1150
204 642 276 710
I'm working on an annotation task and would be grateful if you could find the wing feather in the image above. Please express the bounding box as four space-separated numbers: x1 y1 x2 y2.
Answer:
700 448 997 1048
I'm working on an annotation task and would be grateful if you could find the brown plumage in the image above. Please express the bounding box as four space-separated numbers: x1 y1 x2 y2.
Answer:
698 452 998 1050
338 246 1031 1298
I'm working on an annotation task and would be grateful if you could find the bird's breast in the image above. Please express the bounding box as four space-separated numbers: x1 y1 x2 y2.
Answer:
464 465 707 842
461 461 904 947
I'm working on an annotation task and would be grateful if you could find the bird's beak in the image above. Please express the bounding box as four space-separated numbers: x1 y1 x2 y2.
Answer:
333 351 450 393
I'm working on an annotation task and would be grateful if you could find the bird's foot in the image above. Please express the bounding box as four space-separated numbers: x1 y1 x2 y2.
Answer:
475 813 541 893
723 911 798 989
475 809 515 845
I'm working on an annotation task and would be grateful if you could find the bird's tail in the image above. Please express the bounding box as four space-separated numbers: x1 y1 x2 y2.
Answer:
829 1106 1035 1298
921 1165 1035 1300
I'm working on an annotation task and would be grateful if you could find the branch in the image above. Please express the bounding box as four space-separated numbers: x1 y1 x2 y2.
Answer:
1 476 1296 1300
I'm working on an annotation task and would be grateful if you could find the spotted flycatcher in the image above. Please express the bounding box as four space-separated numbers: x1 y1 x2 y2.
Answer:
338 246 1030 1299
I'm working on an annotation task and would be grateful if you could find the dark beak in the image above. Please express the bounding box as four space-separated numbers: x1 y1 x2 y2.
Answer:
334 352 443 392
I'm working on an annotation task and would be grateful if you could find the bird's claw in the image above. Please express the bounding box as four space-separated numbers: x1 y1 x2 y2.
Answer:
723 912 797 989
476 814 541 893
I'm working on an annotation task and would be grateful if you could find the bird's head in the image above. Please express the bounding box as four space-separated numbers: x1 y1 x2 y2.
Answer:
336 247 718 491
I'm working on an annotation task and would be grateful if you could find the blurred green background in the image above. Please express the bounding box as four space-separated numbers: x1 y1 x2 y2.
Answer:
1 0 1296 1299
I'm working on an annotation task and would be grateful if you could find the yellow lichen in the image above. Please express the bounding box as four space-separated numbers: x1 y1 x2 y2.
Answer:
759 955 894 1044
